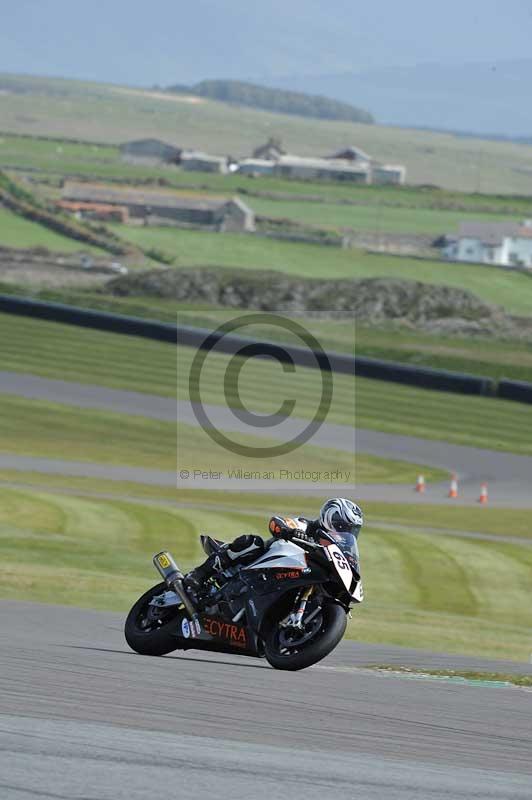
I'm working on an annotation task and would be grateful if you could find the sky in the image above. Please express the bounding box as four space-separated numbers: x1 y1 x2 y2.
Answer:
1 0 532 86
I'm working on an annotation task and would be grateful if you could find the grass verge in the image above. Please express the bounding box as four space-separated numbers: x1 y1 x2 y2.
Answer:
368 666 532 686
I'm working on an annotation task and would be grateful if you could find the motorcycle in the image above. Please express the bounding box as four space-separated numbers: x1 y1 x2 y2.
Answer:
125 529 363 671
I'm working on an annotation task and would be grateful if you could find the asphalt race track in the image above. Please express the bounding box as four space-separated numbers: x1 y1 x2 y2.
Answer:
1 369 532 798
1 601 531 800
1 370 532 506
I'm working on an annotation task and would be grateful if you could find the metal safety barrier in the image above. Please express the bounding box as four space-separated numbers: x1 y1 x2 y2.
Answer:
1 293 528 403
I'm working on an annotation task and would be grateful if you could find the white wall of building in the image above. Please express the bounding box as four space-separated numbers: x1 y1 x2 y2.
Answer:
446 236 532 267
372 165 406 185
504 236 532 267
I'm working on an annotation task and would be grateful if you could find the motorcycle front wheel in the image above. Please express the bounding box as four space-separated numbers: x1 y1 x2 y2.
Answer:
263 601 347 671
125 581 183 656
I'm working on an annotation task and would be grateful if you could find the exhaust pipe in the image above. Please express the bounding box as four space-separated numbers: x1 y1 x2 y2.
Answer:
153 551 197 617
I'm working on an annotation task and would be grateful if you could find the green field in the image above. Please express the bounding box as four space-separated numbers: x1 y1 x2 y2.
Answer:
3 74 532 194
0 205 102 253
250 195 516 236
0 482 530 660
2 312 532 455
110 225 532 315
0 134 118 176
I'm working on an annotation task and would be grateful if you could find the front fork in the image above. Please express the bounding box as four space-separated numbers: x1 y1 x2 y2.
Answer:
281 586 314 629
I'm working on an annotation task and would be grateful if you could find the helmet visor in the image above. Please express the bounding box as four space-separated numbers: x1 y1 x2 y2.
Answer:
330 531 359 559
329 517 362 536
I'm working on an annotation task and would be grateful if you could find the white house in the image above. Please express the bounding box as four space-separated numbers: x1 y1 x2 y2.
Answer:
443 221 532 268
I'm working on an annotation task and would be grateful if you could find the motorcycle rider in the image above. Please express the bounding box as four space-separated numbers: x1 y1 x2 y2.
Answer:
184 497 363 595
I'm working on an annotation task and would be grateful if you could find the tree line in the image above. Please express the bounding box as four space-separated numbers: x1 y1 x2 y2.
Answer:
167 79 374 124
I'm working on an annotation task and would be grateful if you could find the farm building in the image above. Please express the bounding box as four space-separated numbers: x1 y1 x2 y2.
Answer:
328 146 372 164
180 151 229 174
237 158 275 176
61 182 255 232
273 155 370 183
120 139 182 165
56 200 129 223
328 146 406 184
443 221 532 268
371 164 407 185
252 138 286 160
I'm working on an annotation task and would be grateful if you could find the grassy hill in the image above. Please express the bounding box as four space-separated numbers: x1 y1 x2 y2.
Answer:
2 73 532 193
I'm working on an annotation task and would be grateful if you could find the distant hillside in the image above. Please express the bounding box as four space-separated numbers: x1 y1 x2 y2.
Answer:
167 80 374 124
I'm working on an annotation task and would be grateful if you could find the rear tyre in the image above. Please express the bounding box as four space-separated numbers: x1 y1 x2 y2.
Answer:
263 601 347 671
125 582 182 656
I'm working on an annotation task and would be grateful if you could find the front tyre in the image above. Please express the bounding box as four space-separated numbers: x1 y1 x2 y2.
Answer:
263 601 347 671
125 581 182 656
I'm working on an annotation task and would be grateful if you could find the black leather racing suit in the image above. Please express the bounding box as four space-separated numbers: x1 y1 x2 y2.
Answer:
187 515 360 587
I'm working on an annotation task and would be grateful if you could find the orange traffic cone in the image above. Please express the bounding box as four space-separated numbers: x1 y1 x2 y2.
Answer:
448 473 458 499
479 483 488 504
415 475 426 493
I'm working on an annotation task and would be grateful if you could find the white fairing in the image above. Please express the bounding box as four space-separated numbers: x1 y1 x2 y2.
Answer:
326 544 363 603
352 580 364 603
326 544 352 591
244 539 308 571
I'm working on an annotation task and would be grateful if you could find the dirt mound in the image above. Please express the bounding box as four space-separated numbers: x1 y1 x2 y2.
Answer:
107 267 531 338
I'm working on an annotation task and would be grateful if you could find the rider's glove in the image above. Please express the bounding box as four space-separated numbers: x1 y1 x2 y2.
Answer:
268 515 300 539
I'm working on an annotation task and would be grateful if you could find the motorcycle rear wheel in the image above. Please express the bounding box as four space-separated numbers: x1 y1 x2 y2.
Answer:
263 601 347 671
125 581 182 656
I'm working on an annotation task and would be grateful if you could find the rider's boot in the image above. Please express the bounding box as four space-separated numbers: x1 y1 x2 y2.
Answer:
183 547 231 596
183 535 265 597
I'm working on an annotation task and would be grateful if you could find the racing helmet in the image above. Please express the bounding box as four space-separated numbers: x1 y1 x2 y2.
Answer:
319 498 363 538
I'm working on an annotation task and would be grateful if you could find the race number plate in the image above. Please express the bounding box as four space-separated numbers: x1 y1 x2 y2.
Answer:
326 544 352 591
